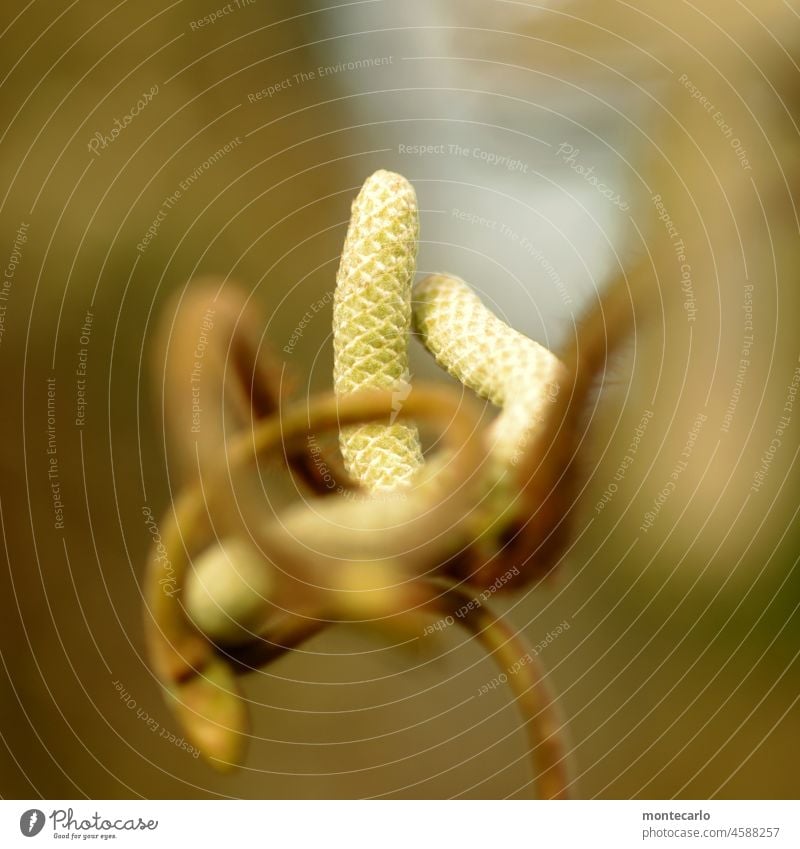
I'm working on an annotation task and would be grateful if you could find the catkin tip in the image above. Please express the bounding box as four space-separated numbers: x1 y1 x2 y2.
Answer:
364 168 414 194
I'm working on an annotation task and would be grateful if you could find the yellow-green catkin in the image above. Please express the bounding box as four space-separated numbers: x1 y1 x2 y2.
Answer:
333 170 424 491
413 274 567 468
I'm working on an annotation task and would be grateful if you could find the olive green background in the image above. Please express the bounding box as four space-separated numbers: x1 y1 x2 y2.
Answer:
0 0 797 798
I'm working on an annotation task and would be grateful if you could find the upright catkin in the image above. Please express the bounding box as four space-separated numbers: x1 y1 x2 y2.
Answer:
333 170 423 491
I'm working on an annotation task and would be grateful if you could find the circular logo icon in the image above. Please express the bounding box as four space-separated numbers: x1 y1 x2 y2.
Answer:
19 809 45 837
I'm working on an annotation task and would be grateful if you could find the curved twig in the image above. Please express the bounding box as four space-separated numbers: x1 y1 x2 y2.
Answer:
144 384 484 768
419 582 571 799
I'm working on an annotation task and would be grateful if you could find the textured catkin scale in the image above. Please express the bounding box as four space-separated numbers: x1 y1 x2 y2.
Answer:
333 170 424 491
413 274 567 467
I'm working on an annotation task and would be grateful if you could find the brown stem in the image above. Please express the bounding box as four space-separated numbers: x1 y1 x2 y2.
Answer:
422 583 571 800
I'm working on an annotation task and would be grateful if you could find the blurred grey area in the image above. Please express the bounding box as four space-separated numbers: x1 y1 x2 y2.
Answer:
0 0 797 799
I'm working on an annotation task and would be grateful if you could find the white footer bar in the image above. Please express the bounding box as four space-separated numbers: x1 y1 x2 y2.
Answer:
1 800 797 848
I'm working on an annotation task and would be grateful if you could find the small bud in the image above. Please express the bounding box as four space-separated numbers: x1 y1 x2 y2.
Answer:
185 538 273 646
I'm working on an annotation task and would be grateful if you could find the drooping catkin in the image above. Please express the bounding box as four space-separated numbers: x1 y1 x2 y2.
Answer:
333 170 423 491
413 274 567 466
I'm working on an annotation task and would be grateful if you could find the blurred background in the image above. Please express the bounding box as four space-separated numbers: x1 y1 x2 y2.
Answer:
0 0 798 798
